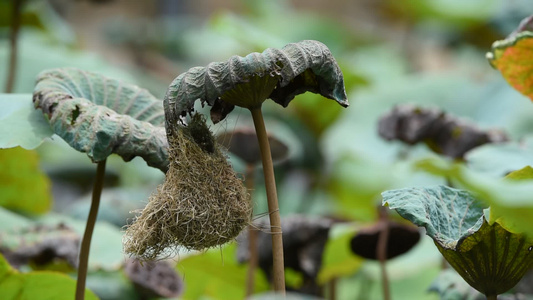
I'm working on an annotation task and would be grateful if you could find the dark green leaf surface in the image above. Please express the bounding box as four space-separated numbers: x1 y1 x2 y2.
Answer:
33 68 168 172
0 94 54 149
0 253 99 300
382 185 486 249
164 40 348 124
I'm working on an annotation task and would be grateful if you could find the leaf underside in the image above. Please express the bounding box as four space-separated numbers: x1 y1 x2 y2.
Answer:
33 68 169 172
164 40 348 126
435 221 533 296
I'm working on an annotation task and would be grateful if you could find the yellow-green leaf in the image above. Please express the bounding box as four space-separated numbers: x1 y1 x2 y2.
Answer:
0 253 99 300
0 147 51 214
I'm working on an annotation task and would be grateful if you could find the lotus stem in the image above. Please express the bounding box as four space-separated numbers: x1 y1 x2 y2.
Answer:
245 163 258 297
5 0 23 93
327 277 337 300
250 107 285 294
377 208 391 300
486 295 498 300
75 159 106 300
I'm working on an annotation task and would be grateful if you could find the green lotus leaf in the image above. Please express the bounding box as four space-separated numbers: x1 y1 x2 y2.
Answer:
487 16 533 102
383 185 533 297
382 185 486 249
415 157 533 236
0 253 98 300
33 68 168 172
0 94 53 150
164 40 348 125
0 147 51 214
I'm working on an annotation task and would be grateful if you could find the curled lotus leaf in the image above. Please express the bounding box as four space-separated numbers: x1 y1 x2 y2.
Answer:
33 68 168 172
383 185 533 296
164 40 348 125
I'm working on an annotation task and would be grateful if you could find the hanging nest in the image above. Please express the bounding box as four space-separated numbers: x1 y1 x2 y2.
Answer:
123 114 252 260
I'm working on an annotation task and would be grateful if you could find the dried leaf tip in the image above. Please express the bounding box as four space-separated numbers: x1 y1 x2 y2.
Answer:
164 40 348 125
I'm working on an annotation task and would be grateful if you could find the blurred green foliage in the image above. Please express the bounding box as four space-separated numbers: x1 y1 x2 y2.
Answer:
1 0 533 299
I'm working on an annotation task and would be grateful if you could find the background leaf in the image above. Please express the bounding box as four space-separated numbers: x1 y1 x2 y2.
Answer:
488 30 533 101
317 223 363 284
177 243 269 300
0 94 54 150
0 253 99 300
0 147 51 214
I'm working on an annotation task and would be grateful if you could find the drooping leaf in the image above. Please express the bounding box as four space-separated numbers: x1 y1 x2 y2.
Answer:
0 253 99 300
435 221 533 297
164 40 348 124
178 243 269 300
382 185 486 249
378 104 507 159
33 68 168 172
0 94 54 149
0 223 79 269
487 15 533 101
36 214 124 272
0 147 51 214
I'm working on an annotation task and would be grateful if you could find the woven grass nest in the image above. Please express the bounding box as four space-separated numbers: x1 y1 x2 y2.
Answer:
124 114 252 260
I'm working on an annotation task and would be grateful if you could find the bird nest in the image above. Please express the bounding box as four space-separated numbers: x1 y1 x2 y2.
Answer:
123 114 252 260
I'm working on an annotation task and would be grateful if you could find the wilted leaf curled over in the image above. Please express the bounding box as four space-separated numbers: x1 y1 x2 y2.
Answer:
164 40 348 125
378 105 507 159
33 68 169 172
125 258 183 298
487 15 533 102
0 223 79 269
124 114 251 259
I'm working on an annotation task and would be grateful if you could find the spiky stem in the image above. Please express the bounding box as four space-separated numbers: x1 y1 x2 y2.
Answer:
250 107 285 293
75 160 106 300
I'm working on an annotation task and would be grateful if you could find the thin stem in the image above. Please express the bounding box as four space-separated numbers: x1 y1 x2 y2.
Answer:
5 0 24 93
245 164 258 297
327 277 337 300
486 295 498 300
75 160 107 300
377 208 391 300
250 107 285 294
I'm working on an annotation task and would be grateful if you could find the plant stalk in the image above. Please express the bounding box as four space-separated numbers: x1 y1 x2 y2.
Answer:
245 163 258 297
377 208 391 300
250 107 285 294
75 160 107 300
486 295 498 300
5 0 24 93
